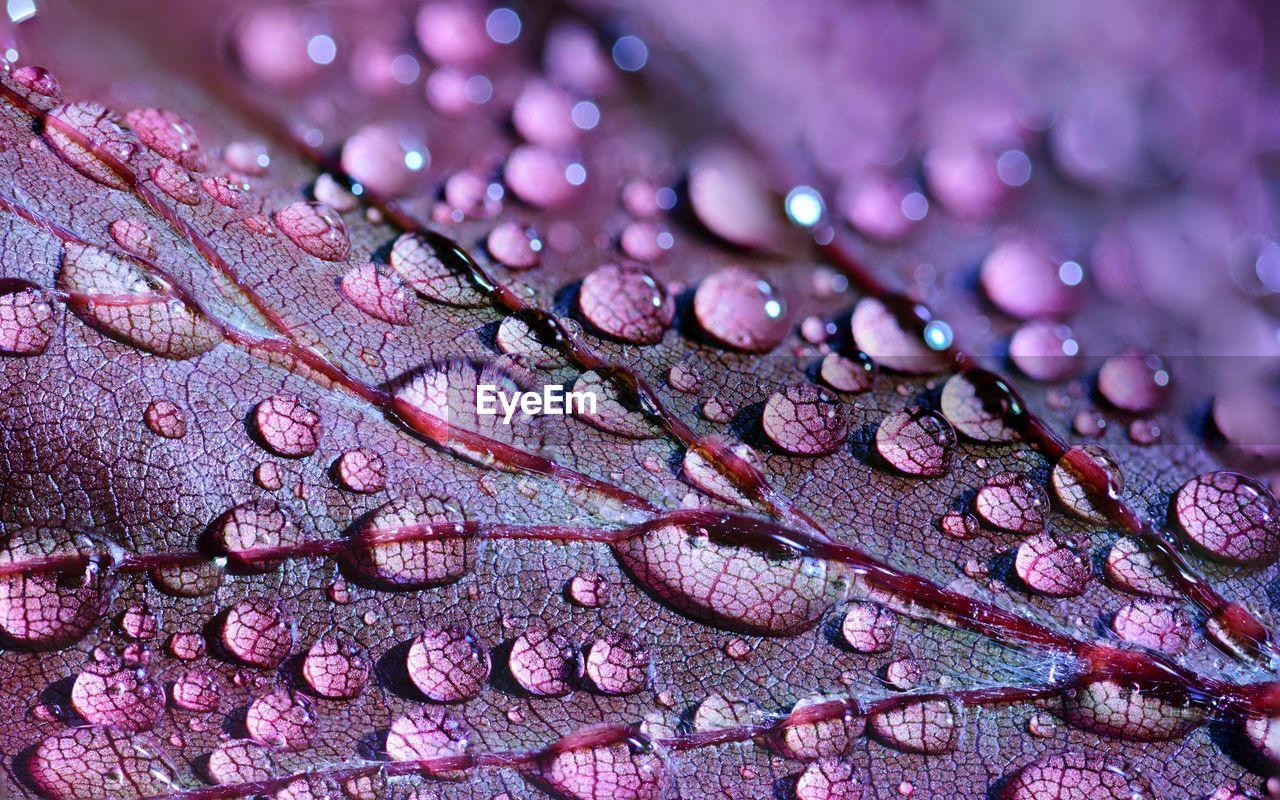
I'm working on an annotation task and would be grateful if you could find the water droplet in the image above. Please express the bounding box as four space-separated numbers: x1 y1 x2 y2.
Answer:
150 160 201 205
620 221 673 262
0 528 113 649
838 172 919 242
72 656 164 731
167 631 205 661
820 351 876 394
693 267 789 353
210 499 300 573
974 472 1047 534
682 439 763 506
10 65 61 101
206 740 276 785
107 217 155 259
407 624 491 702
512 78 578 147
276 775 339 800
883 658 923 690
583 633 649 694
1174 471 1280 564
1111 598 1190 654
125 108 204 171
332 448 387 494
119 602 157 640
612 524 846 636
338 263 416 326
1061 678 1204 740
485 220 542 269
666 361 701 394
58 242 223 359
274 201 350 261
299 635 369 699
245 688 316 750
687 145 790 250
1127 418 1161 445
762 383 849 456
509 627 577 696
1015 534 1088 597
980 239 1080 319
840 602 896 653
875 408 955 477
1009 321 1080 382
1212 387 1280 461
522 725 665 800
1072 410 1106 437
143 399 187 439
571 370 663 439
29 727 179 800
0 280 55 356
415 0 493 65
495 315 565 369
223 140 269 175
567 572 610 608
201 175 245 208
693 693 756 730
939 512 979 540
253 394 321 457
770 696 863 761
869 697 961 754
1026 711 1058 739
220 596 293 668
346 495 473 589
341 123 428 197
701 397 734 423
391 230 485 306
1104 536 1178 598
386 706 471 776
149 559 222 597
504 145 579 208
796 757 865 800
1004 752 1151 800
1097 352 1169 413
578 263 673 345
1051 444 1123 524
170 667 220 712
43 102 135 190
850 297 947 374
722 637 751 660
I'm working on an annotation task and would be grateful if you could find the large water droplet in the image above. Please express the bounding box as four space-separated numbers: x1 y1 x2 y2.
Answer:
939 372 1019 442
611 524 847 636
150 559 222 597
29 727 179 800
71 655 164 731
578 263 673 345
1014 535 1088 597
386 706 471 777
849 297 947 374
1003 752 1151 800
875 408 955 477
820 351 876 394
1061 678 1204 741
58 243 224 359
504 145 579 208
10 65 61 103
107 217 155 259
274 201 351 261
687 145 789 250
246 688 316 750
220 596 293 668
407 624 491 702
770 697 863 761
346 495 473 589
1009 321 1080 382
1103 536 1178 598
868 697 961 754
509 626 578 697
253 394 321 457
1111 598 1191 655
390 231 485 307
693 267 788 353
339 263 416 325
522 725 666 800
571 370 663 439
0 528 114 649
211 499 300 571
1097 352 1169 413
341 123 428 197
974 472 1047 534
0 280 55 356
125 108 204 171
206 740 276 785
1174 471 1280 565
582 632 649 695
979 239 1080 319
302 635 370 699
333 448 387 494
43 103 136 190
762 383 849 456
1051 444 1123 524
486 220 543 269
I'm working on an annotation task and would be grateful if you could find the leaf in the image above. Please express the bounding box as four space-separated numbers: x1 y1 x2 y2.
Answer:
0 2 1277 800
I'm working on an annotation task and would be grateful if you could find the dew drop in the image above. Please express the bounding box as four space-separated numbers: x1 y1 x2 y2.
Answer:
820 351 876 394
980 239 1080 319
974 472 1047 534
578 263 673 345
224 140 269 175
1061 678 1204 741
796 757 866 800
302 635 370 699
939 372 1019 442
119 602 157 640
150 160 201 205
583 633 649 695
687 145 790 250
386 706 471 777
509 626 577 696
486 220 543 269
771 697 863 761
883 658 923 690
612 524 847 636
211 499 300 571
167 631 205 661
415 0 493 65
29 727 179 800
522 725 665 800
390 230 485 306
723 637 751 660
346 495 474 589
1111 598 1191 654
1009 321 1080 382
504 145 579 208
939 511 979 540
693 693 756 731
275 776 339 800
0 280 55 356
693 267 789 353
850 297 948 374
1003 752 1151 800
43 102 136 190
220 596 293 668
143 399 187 439
568 572 610 608
1026 711 1058 739
1051 444 1123 524
0 528 113 649
444 170 499 218
682 439 763 506
762 383 849 456
124 108 204 171
1173 471 1280 564
206 740 277 785
339 262 416 325
572 370 663 439
201 175 245 208
666 361 701 394
512 79 579 147
149 559 222 597
1243 714 1280 766
1097 352 1169 413
1127 418 1161 446
407 624 491 702
620 221 672 262
274 201 350 261
170 667 220 712
1015 535 1089 597
10 65 61 101
875 408 955 477
495 315 565 369
253 394 321 457
333 448 387 493
107 217 155 259
840 602 896 653
245 688 316 750
71 656 164 731
869 697 961 754
340 123 428 197
58 242 224 359
1103 536 1178 598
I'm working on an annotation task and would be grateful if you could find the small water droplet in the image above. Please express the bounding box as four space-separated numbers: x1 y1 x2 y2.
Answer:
504 145 579 208
974 472 1047 534
275 201 350 261
125 108 203 171
1051 444 1123 524
980 239 1080 319
1009 321 1080 382
341 123 429 197
407 624 491 702
391 231 485 306
840 602 896 653
150 160 201 205
578 263 673 345
71 655 164 731
220 596 293 668
762 383 849 456
694 267 789 353
509 626 577 696
1015 534 1089 597
143 399 187 439
0 280 55 356
1174 471 1280 564
43 102 136 190
820 350 876 394
1097 352 1169 413
253 394 321 457
850 297 947 374
567 572 610 608
875 407 955 477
